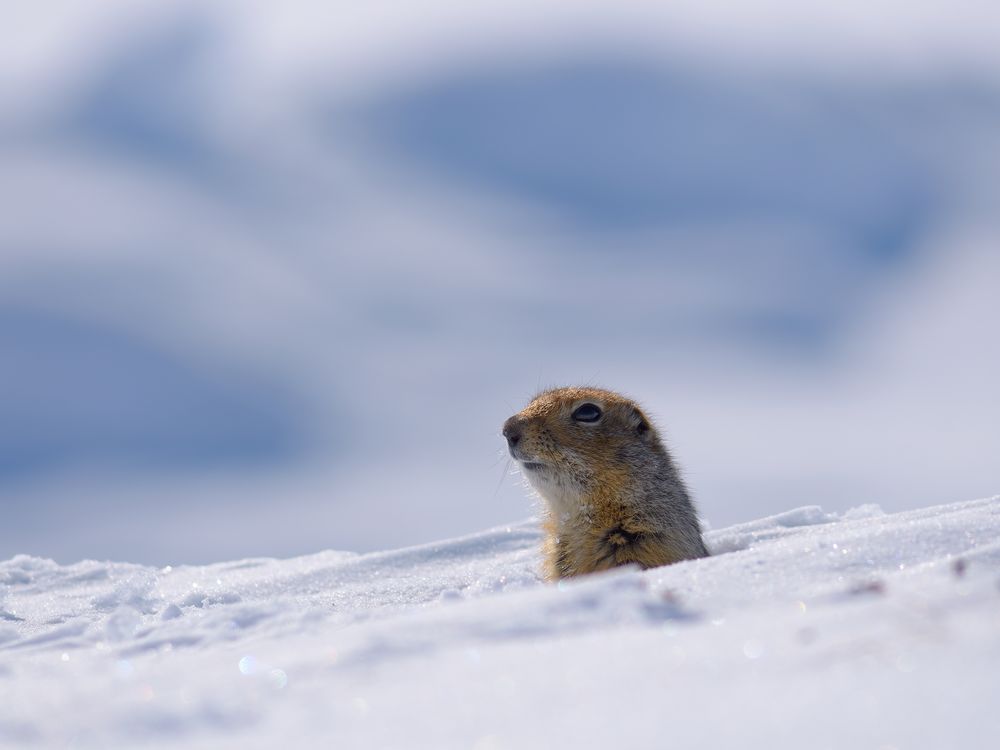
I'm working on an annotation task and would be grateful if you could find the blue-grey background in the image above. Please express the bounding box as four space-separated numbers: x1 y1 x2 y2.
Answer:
2 2 998 564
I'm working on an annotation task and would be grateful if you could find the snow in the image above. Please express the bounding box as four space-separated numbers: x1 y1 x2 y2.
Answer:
2 496 999 748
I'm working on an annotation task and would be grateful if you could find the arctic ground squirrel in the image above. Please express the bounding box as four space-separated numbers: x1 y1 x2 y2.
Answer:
503 387 708 580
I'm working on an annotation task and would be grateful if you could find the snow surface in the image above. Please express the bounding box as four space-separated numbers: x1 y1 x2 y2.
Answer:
2 496 999 749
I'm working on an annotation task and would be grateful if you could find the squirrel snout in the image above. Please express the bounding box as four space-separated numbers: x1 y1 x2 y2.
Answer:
502 417 523 450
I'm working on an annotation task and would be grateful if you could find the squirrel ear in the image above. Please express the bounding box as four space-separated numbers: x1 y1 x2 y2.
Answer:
631 408 651 437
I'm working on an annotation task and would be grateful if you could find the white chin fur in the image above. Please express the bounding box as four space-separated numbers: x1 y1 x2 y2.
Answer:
524 470 583 521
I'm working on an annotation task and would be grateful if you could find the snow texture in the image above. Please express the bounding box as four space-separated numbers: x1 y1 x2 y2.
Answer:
1 496 999 748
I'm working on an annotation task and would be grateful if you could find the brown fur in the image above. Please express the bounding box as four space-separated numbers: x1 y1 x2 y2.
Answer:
503 387 708 580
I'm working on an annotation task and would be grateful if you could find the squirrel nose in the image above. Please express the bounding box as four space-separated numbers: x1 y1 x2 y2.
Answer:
502 417 522 449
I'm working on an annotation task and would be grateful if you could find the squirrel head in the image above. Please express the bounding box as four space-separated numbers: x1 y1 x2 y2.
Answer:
502 387 661 499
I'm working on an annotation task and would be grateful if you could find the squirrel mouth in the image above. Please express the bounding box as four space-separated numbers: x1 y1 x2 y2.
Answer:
509 446 545 472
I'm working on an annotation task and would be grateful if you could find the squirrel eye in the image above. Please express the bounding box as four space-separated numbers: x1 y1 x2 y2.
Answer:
571 403 602 423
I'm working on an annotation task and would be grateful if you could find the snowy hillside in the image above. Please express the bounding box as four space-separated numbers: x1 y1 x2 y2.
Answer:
2 496 999 749
5 1 1000 566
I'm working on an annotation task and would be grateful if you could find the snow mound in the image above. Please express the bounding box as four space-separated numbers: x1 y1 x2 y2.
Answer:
1 497 999 748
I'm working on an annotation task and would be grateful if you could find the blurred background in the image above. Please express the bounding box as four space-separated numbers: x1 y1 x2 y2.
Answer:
2 1 998 565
